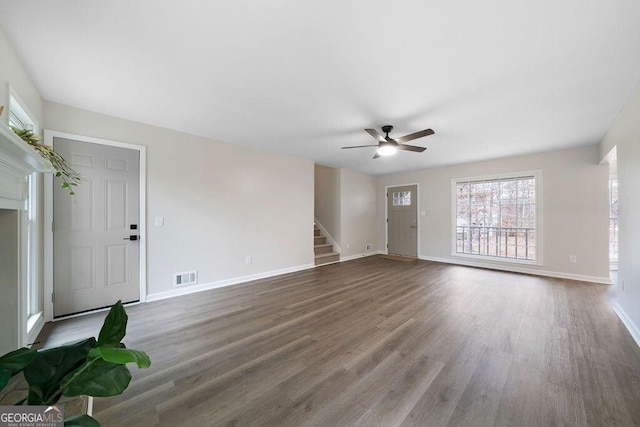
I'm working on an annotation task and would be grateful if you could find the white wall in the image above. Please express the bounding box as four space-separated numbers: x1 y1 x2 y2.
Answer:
600 84 640 343
378 145 609 282
339 168 379 258
44 102 314 299
314 164 341 243
0 27 42 126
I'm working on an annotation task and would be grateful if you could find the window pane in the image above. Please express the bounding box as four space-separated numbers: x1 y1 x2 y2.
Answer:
455 175 537 261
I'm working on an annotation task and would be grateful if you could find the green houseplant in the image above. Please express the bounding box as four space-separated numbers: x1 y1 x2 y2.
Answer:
0 301 150 426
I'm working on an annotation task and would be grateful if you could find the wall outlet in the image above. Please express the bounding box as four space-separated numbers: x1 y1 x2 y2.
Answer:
569 255 577 263
365 244 373 251
155 216 164 226
245 256 252 264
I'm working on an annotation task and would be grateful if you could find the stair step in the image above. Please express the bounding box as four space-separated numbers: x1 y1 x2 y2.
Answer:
315 252 340 266
314 236 326 244
314 228 321 236
314 243 333 255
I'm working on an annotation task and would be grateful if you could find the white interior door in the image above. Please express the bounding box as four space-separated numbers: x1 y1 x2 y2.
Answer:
53 137 140 317
387 185 418 257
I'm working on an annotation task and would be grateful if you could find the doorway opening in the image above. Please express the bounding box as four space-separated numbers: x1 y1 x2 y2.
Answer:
43 131 147 321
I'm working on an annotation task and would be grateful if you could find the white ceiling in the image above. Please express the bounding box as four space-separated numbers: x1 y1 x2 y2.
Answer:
1 1 639 175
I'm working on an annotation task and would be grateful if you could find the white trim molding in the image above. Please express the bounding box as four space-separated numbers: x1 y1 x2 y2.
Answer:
43 130 147 321
418 255 612 285
146 263 315 302
25 312 44 346
611 302 640 349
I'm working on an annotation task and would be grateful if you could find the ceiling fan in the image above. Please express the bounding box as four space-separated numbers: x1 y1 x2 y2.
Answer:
342 125 435 159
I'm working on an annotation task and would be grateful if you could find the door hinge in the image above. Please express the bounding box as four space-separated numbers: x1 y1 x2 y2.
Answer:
386 218 388 223
51 293 55 303
51 222 54 233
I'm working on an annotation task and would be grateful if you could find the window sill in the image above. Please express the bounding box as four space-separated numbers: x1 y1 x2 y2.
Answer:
452 252 543 267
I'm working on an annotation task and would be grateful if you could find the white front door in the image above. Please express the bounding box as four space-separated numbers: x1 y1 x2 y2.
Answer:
53 137 140 317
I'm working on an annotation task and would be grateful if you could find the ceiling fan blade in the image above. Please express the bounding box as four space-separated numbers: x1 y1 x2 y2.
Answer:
397 144 427 153
365 128 386 142
373 152 381 159
396 129 434 144
341 145 378 149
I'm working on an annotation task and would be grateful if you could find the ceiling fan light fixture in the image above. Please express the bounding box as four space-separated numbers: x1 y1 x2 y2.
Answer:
342 126 434 157
377 144 397 156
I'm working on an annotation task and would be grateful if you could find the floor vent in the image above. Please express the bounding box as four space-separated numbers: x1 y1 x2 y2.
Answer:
174 270 198 286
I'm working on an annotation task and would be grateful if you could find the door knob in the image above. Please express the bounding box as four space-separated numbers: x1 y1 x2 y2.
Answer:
123 235 139 241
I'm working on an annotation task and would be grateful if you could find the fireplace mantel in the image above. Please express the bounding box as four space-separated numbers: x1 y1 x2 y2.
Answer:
0 121 54 209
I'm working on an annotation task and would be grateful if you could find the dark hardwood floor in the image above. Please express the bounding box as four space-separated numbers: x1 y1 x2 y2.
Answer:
37 257 640 426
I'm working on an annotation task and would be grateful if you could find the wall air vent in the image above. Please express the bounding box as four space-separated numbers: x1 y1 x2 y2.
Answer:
174 270 197 287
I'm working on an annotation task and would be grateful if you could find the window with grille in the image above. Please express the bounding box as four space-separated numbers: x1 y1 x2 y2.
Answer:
453 172 539 262
392 191 411 206
609 177 618 266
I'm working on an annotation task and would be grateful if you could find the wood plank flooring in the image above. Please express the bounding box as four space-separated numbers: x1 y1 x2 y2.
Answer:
36 257 640 426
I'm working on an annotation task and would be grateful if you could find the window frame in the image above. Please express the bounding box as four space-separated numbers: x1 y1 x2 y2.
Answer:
8 89 43 339
450 170 543 266
609 176 618 266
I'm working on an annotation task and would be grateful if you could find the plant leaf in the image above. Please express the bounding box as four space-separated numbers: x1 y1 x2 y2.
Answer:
88 347 151 369
97 301 127 347
0 347 38 373
62 359 131 397
23 338 97 405
0 369 11 392
0 347 38 392
64 414 101 427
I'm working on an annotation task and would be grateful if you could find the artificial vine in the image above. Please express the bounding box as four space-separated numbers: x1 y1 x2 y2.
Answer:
11 126 81 195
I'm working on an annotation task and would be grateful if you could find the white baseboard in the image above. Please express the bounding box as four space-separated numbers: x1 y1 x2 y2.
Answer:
418 255 612 285
340 251 383 262
611 302 640 349
146 263 315 302
314 218 341 253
